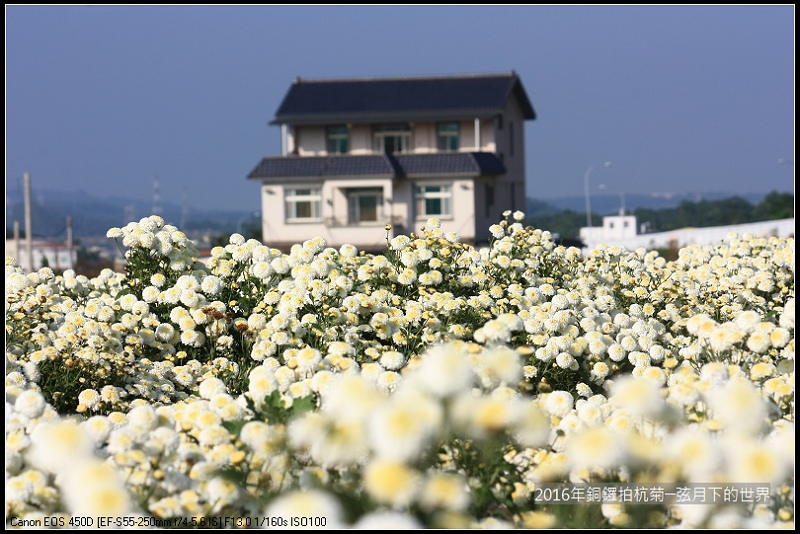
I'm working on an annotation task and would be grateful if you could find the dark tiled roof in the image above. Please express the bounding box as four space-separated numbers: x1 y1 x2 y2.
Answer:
248 153 505 180
247 155 397 179
393 153 505 176
271 72 536 125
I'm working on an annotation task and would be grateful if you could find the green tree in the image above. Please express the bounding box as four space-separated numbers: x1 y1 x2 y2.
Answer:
754 191 794 220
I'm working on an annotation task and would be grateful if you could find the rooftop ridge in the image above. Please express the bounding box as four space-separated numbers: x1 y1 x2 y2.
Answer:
292 71 517 84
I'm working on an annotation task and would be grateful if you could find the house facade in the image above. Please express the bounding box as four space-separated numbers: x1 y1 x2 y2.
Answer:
248 72 536 251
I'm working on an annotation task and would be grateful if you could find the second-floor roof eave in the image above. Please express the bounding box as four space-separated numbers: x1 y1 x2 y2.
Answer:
247 152 506 181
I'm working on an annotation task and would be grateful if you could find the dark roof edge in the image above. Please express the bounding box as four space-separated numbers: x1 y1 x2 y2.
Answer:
508 71 536 120
270 108 507 126
289 71 520 84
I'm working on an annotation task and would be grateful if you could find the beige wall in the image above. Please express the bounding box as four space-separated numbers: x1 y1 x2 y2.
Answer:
260 175 479 250
288 119 503 156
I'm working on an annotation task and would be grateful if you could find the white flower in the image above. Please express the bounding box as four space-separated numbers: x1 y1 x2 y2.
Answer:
339 244 358 258
367 391 442 462
609 376 664 419
568 426 624 470
78 389 102 410
410 342 475 397
352 511 422 529
14 390 47 419
201 275 222 294
248 366 278 406
380 351 406 371
545 391 574 417
363 458 420 508
198 377 227 400
778 298 794 329
705 377 767 434
60 459 136 517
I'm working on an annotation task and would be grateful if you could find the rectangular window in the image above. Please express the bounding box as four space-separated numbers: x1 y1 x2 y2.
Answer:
373 124 412 153
285 188 322 222
509 121 514 156
415 184 452 218
326 125 349 154
437 123 459 152
348 188 383 224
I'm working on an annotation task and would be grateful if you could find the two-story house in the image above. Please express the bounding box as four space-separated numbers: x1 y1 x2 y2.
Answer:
247 72 536 251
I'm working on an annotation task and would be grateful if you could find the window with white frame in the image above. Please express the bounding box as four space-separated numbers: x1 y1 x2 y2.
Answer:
348 188 383 224
285 187 322 222
437 123 459 152
326 125 349 154
373 124 412 153
415 184 452 218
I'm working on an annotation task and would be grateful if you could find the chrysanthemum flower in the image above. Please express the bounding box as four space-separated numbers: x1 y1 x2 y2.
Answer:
705 377 767 434
198 377 227 400
29 421 95 474
77 389 102 411
724 437 790 485
410 342 475 398
363 458 420 508
567 426 624 470
352 511 422 529
545 391 574 417
419 471 470 512
14 390 47 419
367 392 442 462
609 376 664 419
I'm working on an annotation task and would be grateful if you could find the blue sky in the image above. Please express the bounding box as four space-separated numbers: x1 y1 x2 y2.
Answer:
6 5 795 215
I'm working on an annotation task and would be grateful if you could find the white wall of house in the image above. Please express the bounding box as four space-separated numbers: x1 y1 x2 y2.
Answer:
260 178 394 251
293 127 325 155
349 124 371 155
260 175 481 250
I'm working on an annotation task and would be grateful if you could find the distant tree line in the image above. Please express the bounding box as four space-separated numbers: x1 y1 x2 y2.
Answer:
525 191 794 242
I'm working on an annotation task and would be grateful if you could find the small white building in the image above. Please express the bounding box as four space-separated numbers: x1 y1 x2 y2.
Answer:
580 213 795 253
6 239 77 273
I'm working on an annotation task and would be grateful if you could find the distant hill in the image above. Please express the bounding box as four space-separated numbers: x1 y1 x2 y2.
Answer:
531 191 768 216
5 188 254 243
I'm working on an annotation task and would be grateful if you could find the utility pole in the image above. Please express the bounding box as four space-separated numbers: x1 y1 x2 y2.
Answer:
24 172 33 273
66 216 73 271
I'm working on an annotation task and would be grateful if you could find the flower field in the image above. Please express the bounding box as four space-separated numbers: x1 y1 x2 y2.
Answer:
5 212 794 528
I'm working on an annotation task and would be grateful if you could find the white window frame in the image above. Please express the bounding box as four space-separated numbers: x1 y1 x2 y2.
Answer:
437 122 460 152
285 187 322 223
373 124 412 154
415 183 453 219
348 188 384 225
326 125 349 154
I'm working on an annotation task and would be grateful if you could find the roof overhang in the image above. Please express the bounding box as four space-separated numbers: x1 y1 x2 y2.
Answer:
248 152 506 181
